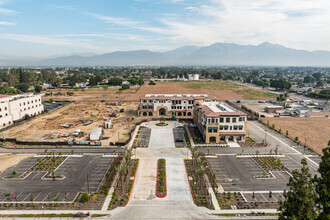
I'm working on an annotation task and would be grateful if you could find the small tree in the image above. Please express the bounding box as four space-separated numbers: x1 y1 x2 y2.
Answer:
12 170 17 176
295 136 299 142
279 158 317 219
286 130 289 136
279 128 282 133
80 192 90 203
121 84 130 90
34 85 42 93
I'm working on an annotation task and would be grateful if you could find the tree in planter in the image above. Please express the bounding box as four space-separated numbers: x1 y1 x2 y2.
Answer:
313 147 329 220
279 158 317 220
195 158 209 191
115 162 126 190
80 192 90 203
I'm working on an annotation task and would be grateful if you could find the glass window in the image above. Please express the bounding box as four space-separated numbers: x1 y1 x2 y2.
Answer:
239 117 243 122
239 125 243 130
234 125 238 130
232 118 236 123
226 118 230 123
224 125 229 130
208 127 213 133
213 127 218 132
220 125 224 130
220 117 224 122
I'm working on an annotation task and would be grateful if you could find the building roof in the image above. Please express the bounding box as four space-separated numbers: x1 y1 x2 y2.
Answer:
306 111 329 117
198 102 247 117
141 94 213 100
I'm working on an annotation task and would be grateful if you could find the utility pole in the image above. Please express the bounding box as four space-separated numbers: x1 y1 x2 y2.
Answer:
87 173 90 194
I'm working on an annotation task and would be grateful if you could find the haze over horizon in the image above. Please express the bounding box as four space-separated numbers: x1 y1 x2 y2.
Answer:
0 0 330 58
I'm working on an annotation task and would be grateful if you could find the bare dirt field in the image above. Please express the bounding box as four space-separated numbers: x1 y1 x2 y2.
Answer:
44 87 139 102
133 81 277 101
0 154 33 173
2 101 142 145
264 117 330 155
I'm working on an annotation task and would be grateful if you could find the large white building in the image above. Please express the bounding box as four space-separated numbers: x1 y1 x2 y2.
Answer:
0 94 44 127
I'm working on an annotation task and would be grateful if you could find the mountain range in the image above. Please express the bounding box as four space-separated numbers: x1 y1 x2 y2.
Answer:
1 42 330 67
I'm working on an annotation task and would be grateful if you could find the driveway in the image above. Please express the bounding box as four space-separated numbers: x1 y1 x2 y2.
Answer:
110 121 217 219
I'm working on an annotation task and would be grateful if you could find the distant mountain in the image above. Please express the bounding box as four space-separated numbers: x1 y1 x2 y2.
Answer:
1 42 330 67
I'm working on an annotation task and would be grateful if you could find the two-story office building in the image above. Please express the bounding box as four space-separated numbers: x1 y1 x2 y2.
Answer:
194 101 247 143
138 94 216 119
0 94 44 127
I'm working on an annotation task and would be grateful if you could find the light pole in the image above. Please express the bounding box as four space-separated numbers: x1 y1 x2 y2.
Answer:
264 130 267 144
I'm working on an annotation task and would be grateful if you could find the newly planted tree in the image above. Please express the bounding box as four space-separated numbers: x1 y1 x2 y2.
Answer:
279 158 317 219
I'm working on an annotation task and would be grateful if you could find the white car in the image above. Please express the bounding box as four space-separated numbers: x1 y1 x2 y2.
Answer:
73 129 81 137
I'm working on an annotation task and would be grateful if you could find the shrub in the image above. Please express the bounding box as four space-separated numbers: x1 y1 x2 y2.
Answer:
12 170 17 176
80 192 90 203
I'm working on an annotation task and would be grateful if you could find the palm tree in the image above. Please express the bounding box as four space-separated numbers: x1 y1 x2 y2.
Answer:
115 163 125 189
195 158 210 191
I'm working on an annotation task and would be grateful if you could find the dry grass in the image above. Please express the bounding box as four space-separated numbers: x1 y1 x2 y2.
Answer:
133 81 277 101
265 117 330 155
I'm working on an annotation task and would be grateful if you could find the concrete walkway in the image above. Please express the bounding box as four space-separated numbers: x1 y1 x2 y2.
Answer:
109 121 218 219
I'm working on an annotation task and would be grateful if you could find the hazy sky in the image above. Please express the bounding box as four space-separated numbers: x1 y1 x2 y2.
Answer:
0 0 330 57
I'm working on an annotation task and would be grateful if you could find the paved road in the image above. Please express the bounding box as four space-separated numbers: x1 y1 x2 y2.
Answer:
0 147 124 155
110 121 217 219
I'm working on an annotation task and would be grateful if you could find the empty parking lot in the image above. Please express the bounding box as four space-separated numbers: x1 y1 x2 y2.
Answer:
0 155 114 203
207 155 290 192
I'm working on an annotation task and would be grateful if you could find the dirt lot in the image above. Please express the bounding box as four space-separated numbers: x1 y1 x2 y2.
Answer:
237 101 280 117
264 117 330 155
0 154 33 173
2 101 142 145
44 87 139 102
133 81 277 101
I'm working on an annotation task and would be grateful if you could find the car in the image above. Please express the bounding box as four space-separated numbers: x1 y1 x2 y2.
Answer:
120 108 124 113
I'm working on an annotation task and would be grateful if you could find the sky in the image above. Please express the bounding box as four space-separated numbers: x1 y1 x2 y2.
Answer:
0 0 330 57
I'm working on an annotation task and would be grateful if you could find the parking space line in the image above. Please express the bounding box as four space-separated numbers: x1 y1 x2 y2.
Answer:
22 193 31 202
33 192 41 201
15 192 22 200
260 193 268 202
62 192 70 202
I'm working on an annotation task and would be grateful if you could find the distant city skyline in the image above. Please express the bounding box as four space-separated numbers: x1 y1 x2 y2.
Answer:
0 0 330 57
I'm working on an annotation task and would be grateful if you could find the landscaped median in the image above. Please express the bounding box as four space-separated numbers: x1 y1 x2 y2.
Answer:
156 158 167 198
185 159 214 209
108 148 139 210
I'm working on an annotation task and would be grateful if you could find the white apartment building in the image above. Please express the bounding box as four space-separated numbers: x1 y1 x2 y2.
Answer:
0 94 44 127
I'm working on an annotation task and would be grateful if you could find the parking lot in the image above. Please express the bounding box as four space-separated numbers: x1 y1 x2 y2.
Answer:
207 155 290 192
136 127 151 147
173 127 185 147
241 192 285 203
0 155 114 203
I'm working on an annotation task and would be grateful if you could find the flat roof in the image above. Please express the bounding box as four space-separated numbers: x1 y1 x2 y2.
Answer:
198 102 247 117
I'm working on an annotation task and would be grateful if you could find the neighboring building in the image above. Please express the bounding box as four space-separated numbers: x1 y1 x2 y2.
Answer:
138 94 215 118
90 127 104 141
0 94 44 127
138 94 247 144
194 101 247 143
188 74 199 81
264 106 284 113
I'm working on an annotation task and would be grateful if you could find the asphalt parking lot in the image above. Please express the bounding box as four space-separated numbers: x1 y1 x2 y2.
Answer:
242 192 285 203
173 127 185 147
136 127 151 147
0 155 114 203
207 155 290 192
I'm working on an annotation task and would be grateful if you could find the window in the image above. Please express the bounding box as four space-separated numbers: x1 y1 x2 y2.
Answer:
230 126 232 130
220 125 224 130
213 127 218 132
224 125 229 130
0 108 1 111
5 107 7 110
226 118 230 123
234 125 238 130
239 117 243 122
220 117 224 122
239 125 243 130
211 118 215 124
232 118 236 123
208 127 213 133
5 113 7 116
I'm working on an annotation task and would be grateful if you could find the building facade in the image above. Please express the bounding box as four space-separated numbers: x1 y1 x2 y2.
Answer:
138 94 216 119
139 94 247 143
194 101 247 143
0 94 44 127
